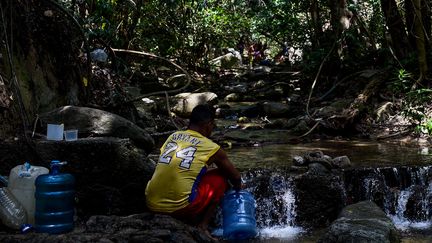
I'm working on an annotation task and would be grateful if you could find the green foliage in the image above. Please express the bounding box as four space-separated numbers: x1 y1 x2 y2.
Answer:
62 0 320 67
57 0 420 80
403 88 432 134
389 69 413 94
416 119 432 135
388 69 432 135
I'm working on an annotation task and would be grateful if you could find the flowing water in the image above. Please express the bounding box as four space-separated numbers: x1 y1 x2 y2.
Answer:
223 140 432 242
227 140 432 169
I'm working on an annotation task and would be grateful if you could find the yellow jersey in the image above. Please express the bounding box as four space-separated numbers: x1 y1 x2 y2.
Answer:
145 129 220 213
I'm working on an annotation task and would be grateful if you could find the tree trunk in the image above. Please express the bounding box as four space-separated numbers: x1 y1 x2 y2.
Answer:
404 0 417 49
0 0 86 139
423 0 431 44
126 0 144 49
350 9 377 51
380 0 411 60
412 0 428 82
328 0 352 37
309 0 322 48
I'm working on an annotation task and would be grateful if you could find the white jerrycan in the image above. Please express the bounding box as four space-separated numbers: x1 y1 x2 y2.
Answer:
8 162 49 224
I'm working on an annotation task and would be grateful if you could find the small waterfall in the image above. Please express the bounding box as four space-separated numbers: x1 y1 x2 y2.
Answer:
344 165 432 231
389 188 414 229
388 183 432 230
246 170 303 240
212 169 304 240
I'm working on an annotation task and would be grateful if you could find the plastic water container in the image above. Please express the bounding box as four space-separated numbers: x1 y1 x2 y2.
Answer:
35 160 75 234
0 187 27 229
8 162 49 225
63 129 78 141
47 124 64 141
222 190 258 240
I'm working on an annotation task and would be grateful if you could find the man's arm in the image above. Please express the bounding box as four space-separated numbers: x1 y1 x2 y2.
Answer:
208 148 242 190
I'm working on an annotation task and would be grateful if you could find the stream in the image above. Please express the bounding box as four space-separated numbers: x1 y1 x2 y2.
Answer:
228 140 432 170
219 140 432 242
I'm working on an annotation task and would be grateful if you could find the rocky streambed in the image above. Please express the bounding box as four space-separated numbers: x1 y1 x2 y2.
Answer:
0 91 430 242
1 133 430 242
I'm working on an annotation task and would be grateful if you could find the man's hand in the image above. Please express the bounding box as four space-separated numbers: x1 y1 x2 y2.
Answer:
232 179 246 191
209 148 242 191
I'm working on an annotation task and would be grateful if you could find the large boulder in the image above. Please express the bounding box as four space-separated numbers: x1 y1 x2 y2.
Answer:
32 138 155 217
172 92 218 117
318 201 401 243
38 106 154 153
0 138 155 218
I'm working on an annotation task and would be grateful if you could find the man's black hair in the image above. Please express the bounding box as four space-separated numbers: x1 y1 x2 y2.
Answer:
189 104 215 126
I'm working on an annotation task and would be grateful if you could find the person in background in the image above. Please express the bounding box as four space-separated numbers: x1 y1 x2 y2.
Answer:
248 41 267 66
145 104 242 238
274 42 288 64
236 35 246 56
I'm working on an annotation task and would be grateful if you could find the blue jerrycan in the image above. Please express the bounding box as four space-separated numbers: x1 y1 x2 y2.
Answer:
222 189 258 240
35 160 75 234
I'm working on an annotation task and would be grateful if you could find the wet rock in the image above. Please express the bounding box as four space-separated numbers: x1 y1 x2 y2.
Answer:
304 150 324 159
318 201 400 243
38 105 155 153
0 213 217 243
332 156 351 168
308 163 330 175
224 93 242 102
294 172 345 228
304 151 333 170
292 155 305 166
225 83 248 93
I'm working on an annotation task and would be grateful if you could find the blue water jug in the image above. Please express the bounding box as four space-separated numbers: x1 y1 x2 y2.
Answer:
222 190 258 240
35 160 75 234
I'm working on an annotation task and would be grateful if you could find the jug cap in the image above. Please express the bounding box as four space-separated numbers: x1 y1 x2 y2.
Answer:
50 160 67 174
50 160 67 165
18 162 32 177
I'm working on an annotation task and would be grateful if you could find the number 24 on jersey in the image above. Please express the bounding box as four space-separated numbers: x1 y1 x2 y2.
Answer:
159 142 197 169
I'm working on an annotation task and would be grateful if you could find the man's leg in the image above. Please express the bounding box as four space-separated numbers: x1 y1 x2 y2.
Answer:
172 169 228 230
195 169 228 239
